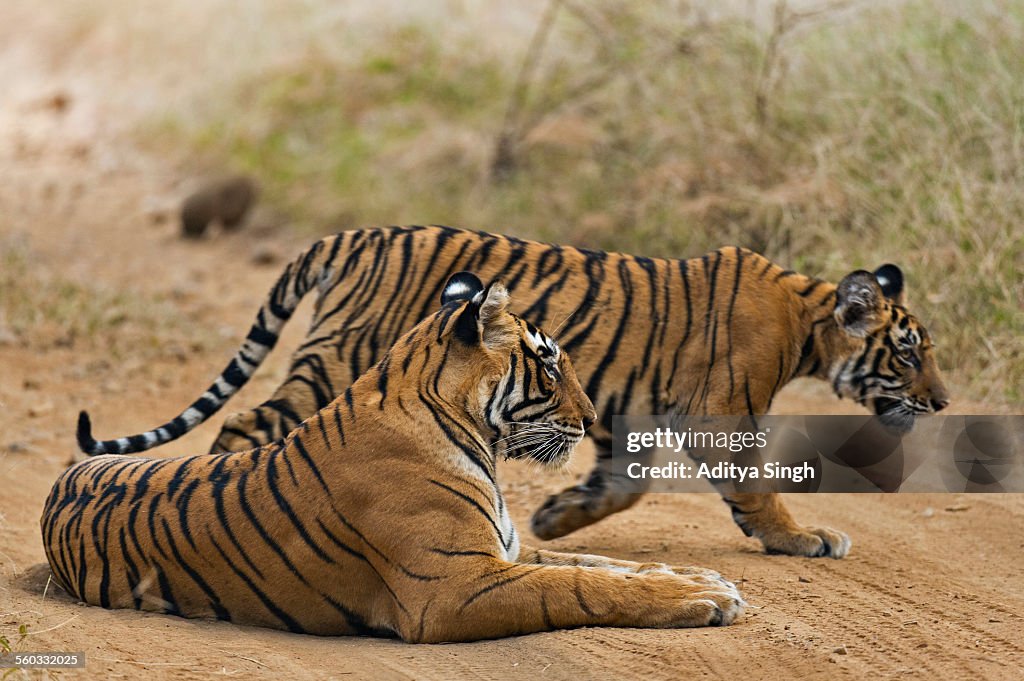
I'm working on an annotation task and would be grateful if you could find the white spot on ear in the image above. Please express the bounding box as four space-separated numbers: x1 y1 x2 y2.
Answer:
445 281 472 299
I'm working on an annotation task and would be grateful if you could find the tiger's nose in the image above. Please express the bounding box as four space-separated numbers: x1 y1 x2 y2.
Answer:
931 398 949 412
581 413 596 430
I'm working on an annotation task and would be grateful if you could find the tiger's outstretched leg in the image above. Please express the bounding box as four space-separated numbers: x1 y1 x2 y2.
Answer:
517 546 727 580
394 556 744 643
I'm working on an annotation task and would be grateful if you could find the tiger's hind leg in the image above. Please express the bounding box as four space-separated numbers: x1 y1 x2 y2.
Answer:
210 401 296 452
210 339 352 453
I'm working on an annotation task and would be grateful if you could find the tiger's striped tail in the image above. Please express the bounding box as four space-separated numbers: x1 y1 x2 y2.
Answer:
76 237 339 456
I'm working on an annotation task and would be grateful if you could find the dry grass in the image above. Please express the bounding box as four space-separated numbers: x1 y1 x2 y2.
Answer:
134 0 1021 405
0 235 200 362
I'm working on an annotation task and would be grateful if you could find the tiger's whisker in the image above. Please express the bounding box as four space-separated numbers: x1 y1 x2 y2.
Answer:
551 298 587 338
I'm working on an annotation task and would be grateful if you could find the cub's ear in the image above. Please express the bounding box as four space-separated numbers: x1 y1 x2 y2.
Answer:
451 279 512 347
873 264 904 304
441 271 485 306
835 270 887 338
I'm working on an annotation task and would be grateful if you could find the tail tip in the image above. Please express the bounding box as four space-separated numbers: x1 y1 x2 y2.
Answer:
76 410 100 455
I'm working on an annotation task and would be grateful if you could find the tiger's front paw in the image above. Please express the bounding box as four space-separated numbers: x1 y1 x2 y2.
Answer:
635 563 722 578
635 565 741 603
635 562 674 574
761 525 851 558
669 565 731 580
654 573 746 627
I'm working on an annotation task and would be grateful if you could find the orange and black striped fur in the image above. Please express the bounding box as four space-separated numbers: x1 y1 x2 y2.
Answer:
78 226 949 557
44 275 745 641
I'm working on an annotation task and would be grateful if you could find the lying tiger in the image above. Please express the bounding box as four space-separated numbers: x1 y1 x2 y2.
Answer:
79 225 949 558
43 274 744 641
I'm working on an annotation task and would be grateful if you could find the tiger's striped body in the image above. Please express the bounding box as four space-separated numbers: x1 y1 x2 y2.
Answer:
80 225 949 556
45 277 744 641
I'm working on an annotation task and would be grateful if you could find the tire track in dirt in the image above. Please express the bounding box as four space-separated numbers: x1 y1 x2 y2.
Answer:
776 495 1024 680
554 628 723 680
814 572 975 678
838 558 1024 659
816 495 1024 651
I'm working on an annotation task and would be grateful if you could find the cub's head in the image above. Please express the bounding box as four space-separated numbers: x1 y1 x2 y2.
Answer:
829 264 949 431
437 272 596 468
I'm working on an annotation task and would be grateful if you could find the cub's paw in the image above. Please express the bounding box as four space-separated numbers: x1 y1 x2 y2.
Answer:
531 485 639 540
530 485 601 540
762 525 851 559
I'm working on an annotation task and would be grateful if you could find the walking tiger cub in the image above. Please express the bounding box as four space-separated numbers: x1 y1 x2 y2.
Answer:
44 274 745 641
77 225 949 558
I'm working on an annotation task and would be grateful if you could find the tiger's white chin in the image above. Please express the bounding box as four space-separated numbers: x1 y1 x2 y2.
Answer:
876 408 917 434
533 433 584 470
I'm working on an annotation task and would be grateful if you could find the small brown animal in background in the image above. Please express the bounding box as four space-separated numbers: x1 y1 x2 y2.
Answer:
180 175 258 238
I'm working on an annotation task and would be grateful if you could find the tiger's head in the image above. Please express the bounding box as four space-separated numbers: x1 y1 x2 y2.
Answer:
826 264 949 431
436 272 597 468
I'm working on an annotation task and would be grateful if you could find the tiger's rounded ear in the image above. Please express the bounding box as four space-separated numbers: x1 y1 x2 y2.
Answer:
470 281 512 348
474 281 510 328
835 270 886 338
448 276 512 347
873 264 905 304
452 280 512 347
441 271 485 306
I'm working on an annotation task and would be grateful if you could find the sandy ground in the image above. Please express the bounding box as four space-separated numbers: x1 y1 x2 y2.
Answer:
2 4 1023 680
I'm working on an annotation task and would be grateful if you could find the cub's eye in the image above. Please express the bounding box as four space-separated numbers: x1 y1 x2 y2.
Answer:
544 364 559 381
896 346 918 367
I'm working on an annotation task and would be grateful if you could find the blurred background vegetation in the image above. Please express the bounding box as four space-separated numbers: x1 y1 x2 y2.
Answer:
137 0 1021 404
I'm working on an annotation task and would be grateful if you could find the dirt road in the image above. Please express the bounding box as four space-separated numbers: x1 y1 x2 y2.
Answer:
2 4 1022 679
